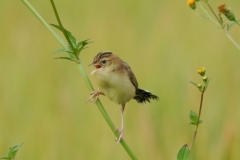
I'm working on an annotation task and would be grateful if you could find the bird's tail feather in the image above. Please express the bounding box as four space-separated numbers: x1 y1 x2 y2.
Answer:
134 88 159 103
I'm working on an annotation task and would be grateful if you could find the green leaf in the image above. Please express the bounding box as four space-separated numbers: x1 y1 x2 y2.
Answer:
228 20 240 30
53 48 70 54
205 78 211 89
190 122 196 125
190 110 198 124
198 120 203 124
76 39 91 57
50 24 77 47
177 144 190 160
0 157 10 160
53 57 74 61
189 81 198 88
1 143 24 160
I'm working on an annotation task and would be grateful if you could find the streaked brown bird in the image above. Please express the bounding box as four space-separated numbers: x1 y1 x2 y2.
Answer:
88 51 158 143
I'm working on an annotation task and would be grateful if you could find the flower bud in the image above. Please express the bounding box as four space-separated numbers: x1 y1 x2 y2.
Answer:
197 67 206 76
202 76 208 82
197 84 202 89
218 4 237 22
187 0 196 10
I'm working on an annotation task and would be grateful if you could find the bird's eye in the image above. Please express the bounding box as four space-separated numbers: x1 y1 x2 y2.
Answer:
101 60 106 65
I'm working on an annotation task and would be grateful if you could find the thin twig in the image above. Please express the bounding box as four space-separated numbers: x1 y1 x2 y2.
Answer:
50 0 75 53
206 3 222 27
189 87 205 151
197 2 221 28
225 29 240 50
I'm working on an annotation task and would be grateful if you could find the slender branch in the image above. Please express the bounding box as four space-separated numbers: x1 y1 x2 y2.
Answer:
50 0 75 53
197 2 221 28
198 2 240 51
21 0 67 49
225 30 240 50
206 3 223 27
21 1 138 159
197 88 204 125
189 87 205 151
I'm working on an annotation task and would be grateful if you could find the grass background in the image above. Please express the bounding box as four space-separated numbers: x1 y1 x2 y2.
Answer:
1 0 240 159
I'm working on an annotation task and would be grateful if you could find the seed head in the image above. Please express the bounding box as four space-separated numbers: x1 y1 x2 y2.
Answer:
218 4 236 22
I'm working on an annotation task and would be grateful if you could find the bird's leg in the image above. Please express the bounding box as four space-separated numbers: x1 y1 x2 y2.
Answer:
115 104 125 144
86 91 105 103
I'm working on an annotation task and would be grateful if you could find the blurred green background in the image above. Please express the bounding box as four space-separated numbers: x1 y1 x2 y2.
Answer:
1 0 240 159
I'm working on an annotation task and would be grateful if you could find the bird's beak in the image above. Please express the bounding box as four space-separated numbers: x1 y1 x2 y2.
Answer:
89 62 94 66
89 62 100 75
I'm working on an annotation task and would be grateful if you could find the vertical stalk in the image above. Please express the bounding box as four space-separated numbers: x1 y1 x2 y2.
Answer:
189 87 205 151
225 30 240 50
206 3 222 27
50 0 75 52
197 2 221 28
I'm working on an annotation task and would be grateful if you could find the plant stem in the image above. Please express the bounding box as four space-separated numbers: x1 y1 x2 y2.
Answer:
21 0 138 159
21 0 67 49
189 87 205 151
224 30 240 50
50 0 75 53
205 3 222 27
200 2 240 51
197 2 221 28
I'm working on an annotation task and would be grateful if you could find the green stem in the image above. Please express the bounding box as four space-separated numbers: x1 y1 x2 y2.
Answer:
197 1 221 28
205 3 223 27
224 29 240 50
21 0 138 159
189 87 205 151
198 2 240 51
50 0 75 53
21 0 67 49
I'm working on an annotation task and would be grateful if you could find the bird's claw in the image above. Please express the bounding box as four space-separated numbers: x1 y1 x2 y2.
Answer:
86 91 105 103
114 128 124 144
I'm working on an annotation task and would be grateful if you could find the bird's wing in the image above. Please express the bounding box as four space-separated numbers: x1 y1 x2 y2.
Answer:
123 62 138 90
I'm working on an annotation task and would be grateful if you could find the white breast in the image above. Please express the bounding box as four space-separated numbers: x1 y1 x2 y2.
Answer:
94 67 135 105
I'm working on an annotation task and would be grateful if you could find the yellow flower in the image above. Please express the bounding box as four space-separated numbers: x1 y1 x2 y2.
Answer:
197 67 206 76
187 0 196 10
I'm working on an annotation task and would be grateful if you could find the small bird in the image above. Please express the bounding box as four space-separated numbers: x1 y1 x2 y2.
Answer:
88 51 158 143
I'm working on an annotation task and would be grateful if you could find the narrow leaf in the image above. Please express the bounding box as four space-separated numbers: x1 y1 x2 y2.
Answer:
53 48 69 54
11 143 24 153
198 120 203 124
190 121 196 125
205 78 211 89
76 39 91 57
190 110 198 124
77 39 90 50
1 143 23 160
67 33 76 47
177 144 190 160
50 24 77 47
53 57 74 61
0 157 10 160
229 20 240 29
189 81 198 88
50 23 64 32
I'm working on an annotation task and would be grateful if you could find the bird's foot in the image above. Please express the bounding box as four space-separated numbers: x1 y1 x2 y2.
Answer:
86 91 105 103
114 128 124 144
